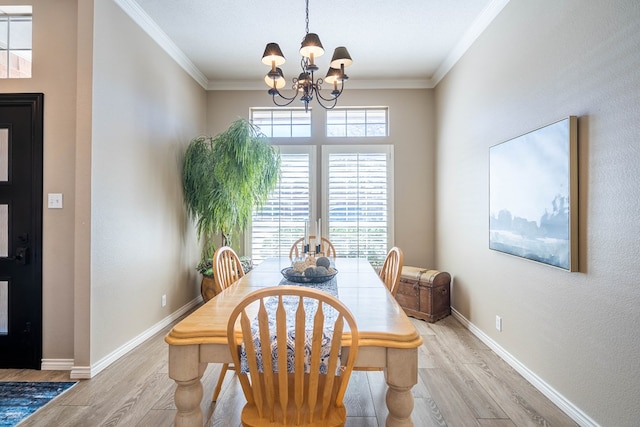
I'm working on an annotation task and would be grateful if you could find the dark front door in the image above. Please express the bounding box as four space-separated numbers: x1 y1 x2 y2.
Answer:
0 93 43 369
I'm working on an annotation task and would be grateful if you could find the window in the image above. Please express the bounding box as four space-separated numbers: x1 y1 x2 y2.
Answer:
326 107 388 137
251 108 312 137
0 6 32 79
250 146 316 264
323 145 393 267
249 144 393 267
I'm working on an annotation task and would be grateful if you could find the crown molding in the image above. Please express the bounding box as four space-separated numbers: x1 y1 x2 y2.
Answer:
113 0 209 89
432 0 510 85
207 78 435 91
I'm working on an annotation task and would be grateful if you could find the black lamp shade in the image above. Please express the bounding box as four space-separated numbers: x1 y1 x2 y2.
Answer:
262 43 286 66
324 67 343 84
265 68 286 89
330 46 352 68
299 33 325 59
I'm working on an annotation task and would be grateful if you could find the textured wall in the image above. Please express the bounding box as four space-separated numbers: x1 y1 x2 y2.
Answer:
435 0 640 425
89 0 205 364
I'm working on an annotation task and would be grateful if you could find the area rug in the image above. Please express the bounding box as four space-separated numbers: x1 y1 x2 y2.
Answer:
0 382 76 426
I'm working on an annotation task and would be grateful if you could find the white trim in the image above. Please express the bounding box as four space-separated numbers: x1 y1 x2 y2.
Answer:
69 295 202 379
112 0 208 89
69 366 91 380
208 78 434 91
450 307 600 427
432 0 510 85
41 358 74 371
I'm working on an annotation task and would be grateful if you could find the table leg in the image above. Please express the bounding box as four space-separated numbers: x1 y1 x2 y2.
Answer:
385 347 417 427
169 344 207 426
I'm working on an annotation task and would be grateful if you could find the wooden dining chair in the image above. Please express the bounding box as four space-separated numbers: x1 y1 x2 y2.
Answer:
379 246 404 297
211 245 245 401
227 285 359 426
289 236 337 259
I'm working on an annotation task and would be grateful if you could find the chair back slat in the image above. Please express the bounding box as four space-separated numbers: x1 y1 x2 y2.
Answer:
255 299 276 421
294 296 306 424
239 310 261 411
332 318 351 406
306 301 325 423
227 286 359 426
322 314 344 417
233 312 255 404
275 296 289 423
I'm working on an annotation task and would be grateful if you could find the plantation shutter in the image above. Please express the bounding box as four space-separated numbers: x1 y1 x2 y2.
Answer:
250 147 314 264
323 145 393 267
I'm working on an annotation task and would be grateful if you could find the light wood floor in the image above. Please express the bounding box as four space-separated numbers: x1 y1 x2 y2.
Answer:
1 314 578 427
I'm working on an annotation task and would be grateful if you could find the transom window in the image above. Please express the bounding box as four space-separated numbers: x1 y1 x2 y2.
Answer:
326 107 388 137
251 108 312 138
0 6 32 79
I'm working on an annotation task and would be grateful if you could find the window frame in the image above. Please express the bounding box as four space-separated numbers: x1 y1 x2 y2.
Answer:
321 144 394 266
326 107 389 138
250 107 312 138
246 145 317 263
0 7 32 79
247 144 394 266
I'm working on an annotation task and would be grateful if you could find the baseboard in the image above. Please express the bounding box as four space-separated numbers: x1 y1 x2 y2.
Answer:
450 308 599 427
69 295 202 379
69 366 91 379
41 359 74 371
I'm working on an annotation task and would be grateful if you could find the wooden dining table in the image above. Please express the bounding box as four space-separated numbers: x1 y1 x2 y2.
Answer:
165 257 423 426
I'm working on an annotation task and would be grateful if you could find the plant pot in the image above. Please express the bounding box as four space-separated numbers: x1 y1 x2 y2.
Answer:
201 275 217 302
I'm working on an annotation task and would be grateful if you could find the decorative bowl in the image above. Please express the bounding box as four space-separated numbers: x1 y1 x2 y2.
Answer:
281 267 338 284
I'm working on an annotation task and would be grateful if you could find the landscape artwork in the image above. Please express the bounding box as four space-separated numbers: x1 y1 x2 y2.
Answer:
489 116 578 271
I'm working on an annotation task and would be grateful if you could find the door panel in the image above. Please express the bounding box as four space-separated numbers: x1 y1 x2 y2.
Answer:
0 93 43 369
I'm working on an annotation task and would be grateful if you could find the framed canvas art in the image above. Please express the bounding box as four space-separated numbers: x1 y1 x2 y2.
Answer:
489 116 578 271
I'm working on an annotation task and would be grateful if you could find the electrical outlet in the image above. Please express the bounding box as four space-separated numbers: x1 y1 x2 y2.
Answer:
496 315 502 332
162 294 167 307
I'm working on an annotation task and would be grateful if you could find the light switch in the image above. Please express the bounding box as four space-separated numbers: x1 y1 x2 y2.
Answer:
48 193 63 209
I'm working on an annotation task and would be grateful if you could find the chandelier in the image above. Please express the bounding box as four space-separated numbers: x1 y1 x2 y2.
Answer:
261 0 352 112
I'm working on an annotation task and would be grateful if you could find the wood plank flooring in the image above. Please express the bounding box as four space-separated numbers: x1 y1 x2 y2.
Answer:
1 314 578 426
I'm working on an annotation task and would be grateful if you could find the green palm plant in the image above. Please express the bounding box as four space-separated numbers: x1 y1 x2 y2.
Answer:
183 118 280 268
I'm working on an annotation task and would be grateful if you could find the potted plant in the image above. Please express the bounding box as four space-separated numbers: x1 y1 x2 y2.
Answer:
183 118 280 300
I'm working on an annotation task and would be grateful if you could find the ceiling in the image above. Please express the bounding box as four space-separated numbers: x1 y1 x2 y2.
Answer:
127 0 509 90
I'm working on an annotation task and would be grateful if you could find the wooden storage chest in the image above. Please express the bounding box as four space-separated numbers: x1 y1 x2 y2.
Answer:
395 266 451 322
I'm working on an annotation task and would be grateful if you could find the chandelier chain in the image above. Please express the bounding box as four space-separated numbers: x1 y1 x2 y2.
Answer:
305 0 310 34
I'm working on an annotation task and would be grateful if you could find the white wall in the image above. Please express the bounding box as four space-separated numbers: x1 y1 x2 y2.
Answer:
206 89 437 268
435 1 640 425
